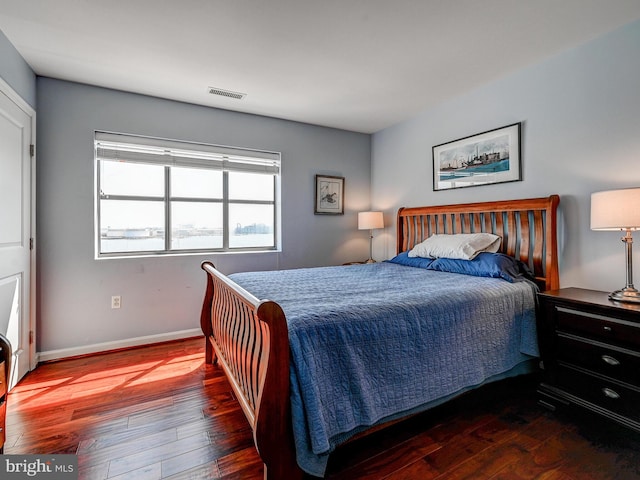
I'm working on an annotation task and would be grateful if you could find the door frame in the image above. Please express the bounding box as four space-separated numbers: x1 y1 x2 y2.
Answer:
0 76 37 374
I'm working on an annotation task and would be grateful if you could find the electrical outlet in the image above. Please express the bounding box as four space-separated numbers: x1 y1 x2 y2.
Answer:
111 295 121 309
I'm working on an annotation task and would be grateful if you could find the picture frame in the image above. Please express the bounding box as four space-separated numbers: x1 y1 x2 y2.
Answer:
433 122 521 191
314 175 344 215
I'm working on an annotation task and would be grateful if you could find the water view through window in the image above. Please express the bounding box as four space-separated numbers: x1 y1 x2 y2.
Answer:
96 134 279 256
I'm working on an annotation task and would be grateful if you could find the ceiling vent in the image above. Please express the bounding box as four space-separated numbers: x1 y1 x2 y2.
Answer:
207 86 246 100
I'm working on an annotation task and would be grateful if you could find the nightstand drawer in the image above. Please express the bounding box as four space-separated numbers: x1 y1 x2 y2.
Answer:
555 306 640 349
557 334 640 386
557 365 640 423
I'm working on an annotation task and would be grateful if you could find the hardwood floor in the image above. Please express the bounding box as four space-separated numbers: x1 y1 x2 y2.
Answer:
5 337 640 479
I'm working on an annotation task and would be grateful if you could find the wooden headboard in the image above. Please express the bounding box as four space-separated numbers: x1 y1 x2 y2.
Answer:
397 195 560 291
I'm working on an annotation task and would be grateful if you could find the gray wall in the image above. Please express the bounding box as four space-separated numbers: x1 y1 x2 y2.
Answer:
11 18 640 356
0 29 36 108
371 19 640 293
37 78 371 353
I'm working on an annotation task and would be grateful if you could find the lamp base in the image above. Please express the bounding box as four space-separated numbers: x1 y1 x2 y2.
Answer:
609 287 640 304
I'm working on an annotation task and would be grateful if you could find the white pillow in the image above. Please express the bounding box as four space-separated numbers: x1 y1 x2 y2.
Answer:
408 233 501 260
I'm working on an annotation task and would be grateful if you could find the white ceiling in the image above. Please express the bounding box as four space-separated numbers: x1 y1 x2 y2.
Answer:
1 1 640 133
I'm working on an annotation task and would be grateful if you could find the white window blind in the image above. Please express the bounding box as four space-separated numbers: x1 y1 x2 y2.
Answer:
94 132 280 173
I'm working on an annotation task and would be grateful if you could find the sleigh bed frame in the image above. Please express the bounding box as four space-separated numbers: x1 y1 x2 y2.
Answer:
200 195 560 479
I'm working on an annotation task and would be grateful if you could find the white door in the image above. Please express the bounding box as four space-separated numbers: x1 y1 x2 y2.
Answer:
0 88 33 388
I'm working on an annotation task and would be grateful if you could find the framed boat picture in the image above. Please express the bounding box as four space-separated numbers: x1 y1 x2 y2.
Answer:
433 123 521 191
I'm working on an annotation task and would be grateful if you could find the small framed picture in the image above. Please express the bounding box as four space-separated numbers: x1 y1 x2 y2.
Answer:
433 122 521 191
315 175 344 215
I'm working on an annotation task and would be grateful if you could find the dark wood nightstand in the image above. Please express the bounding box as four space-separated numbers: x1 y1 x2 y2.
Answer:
537 288 640 433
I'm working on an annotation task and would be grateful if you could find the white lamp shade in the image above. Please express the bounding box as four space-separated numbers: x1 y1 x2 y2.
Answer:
358 211 384 230
591 188 640 230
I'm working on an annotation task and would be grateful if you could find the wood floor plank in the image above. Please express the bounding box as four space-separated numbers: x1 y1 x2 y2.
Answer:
442 443 529 479
328 432 441 480
106 431 211 477
162 462 221 480
160 444 221 478
77 461 111 480
76 428 178 467
5 337 640 480
71 395 174 422
108 461 162 480
420 424 501 475
215 445 263 479
381 458 441 480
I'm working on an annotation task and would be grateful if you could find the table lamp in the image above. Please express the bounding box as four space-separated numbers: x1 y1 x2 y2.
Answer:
591 188 640 303
358 211 384 263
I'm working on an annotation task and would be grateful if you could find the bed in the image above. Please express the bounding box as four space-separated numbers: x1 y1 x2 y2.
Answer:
199 195 559 479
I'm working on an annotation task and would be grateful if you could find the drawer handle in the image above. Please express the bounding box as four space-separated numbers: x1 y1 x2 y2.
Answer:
603 326 613 332
602 388 620 399
601 355 621 366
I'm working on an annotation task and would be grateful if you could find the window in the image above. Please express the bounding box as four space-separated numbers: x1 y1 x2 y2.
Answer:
95 132 280 258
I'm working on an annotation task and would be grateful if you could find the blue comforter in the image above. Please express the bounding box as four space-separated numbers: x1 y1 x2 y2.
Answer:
229 262 539 476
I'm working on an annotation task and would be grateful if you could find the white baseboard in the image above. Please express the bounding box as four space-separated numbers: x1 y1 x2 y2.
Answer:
36 328 203 363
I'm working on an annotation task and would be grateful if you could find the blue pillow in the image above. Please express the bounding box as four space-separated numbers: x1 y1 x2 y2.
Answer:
427 252 533 283
385 251 434 269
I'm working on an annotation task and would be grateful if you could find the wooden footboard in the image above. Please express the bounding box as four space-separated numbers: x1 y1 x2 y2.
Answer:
200 261 303 480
